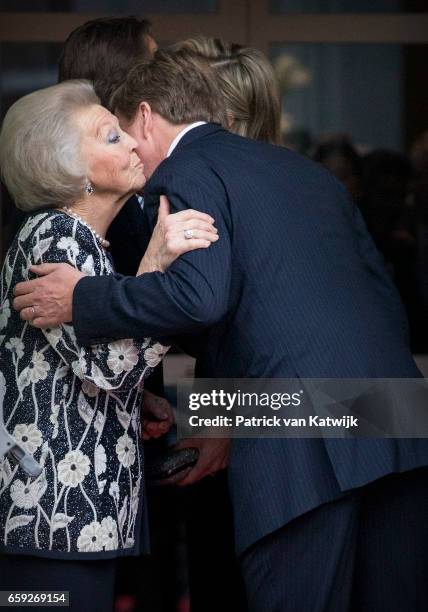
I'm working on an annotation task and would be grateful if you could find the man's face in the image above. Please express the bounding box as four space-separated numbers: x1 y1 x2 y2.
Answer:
117 112 163 180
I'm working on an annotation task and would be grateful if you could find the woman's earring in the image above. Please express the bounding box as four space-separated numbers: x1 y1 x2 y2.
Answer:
85 182 94 195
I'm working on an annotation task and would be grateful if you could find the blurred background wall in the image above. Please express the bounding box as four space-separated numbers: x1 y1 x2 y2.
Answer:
1 3 428 610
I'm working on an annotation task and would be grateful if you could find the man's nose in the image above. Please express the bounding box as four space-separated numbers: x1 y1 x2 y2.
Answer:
125 132 138 151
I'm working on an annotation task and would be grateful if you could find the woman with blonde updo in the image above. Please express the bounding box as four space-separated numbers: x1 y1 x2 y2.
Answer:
172 36 281 145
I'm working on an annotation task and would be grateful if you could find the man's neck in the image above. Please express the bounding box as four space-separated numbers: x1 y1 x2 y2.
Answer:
166 121 207 158
144 117 208 180
163 123 191 157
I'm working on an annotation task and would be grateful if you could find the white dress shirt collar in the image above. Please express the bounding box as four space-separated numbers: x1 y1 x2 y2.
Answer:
166 121 207 158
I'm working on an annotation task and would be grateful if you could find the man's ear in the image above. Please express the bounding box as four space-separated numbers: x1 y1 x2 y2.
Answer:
139 101 153 140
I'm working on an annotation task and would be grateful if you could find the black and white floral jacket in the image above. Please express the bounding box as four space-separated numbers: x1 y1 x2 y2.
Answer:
0 210 169 559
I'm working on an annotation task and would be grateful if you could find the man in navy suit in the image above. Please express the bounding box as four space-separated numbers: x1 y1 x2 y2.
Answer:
14 48 428 611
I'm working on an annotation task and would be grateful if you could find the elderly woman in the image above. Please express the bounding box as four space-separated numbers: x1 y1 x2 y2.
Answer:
0 80 217 609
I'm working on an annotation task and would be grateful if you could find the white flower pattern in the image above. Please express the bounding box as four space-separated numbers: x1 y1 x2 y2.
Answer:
107 340 139 374
94 445 107 477
18 215 47 242
109 481 119 503
57 450 90 487
12 423 43 454
37 218 52 235
27 351 50 384
17 367 31 391
94 411 105 434
0 299 11 330
5 337 25 359
144 342 170 368
0 211 170 558
100 516 119 551
77 521 103 552
115 434 136 468
43 327 62 347
10 479 45 510
57 236 79 257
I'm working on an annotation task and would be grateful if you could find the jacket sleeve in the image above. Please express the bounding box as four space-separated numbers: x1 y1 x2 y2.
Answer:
73 172 233 346
27 213 170 391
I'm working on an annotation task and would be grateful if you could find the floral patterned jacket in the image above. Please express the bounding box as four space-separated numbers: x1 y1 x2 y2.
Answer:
0 210 169 559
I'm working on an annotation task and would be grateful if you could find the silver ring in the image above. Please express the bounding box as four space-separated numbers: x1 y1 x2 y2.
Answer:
184 229 194 240
31 306 36 318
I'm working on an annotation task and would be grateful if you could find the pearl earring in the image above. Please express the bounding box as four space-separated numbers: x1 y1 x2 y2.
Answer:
85 182 94 195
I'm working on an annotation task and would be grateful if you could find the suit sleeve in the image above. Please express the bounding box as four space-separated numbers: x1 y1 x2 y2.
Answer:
72 172 232 346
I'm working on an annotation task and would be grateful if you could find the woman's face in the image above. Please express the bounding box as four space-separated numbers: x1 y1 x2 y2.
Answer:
76 104 146 200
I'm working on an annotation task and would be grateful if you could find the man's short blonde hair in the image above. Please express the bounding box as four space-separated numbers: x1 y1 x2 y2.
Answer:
0 80 99 212
111 47 225 127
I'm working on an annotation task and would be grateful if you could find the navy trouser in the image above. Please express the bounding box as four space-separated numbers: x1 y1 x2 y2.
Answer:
240 467 428 612
0 554 116 612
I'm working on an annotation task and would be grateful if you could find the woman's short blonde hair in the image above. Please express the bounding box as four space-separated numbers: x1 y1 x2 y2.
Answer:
172 37 281 145
0 80 99 212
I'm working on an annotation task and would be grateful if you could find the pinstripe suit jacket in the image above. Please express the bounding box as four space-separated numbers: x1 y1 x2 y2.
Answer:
74 123 428 554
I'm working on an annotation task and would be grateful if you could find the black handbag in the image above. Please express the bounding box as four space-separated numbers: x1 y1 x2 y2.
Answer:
146 447 199 486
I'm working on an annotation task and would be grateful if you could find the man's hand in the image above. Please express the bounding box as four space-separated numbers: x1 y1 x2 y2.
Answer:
12 263 85 328
173 438 230 486
141 389 175 440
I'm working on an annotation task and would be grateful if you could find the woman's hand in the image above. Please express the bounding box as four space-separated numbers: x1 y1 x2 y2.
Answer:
137 195 218 275
141 389 175 440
